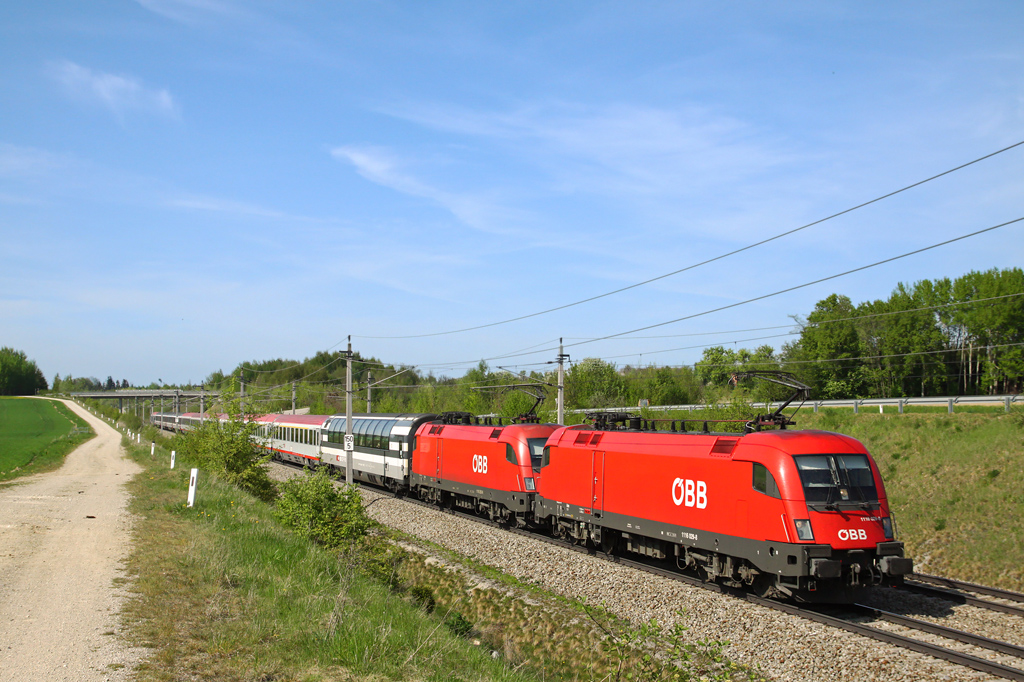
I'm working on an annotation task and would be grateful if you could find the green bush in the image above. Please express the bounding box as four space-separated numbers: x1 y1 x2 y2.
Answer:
445 612 473 638
173 382 277 502
275 466 370 548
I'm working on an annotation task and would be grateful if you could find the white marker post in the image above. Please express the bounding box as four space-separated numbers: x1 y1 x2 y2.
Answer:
187 468 198 508
170 450 176 469
150 442 155 456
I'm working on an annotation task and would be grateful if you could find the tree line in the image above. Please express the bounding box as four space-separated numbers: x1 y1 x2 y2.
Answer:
127 267 1024 415
51 375 130 393
698 267 1023 400
0 347 48 396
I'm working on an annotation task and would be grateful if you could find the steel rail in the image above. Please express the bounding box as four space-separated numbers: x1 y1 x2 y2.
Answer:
753 597 1024 681
910 573 1024 605
849 603 1024 659
900 581 1024 618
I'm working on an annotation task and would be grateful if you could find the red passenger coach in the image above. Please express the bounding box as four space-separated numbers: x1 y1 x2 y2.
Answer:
411 412 556 526
534 414 912 603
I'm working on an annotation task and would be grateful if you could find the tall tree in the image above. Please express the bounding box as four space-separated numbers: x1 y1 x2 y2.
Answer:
0 348 47 395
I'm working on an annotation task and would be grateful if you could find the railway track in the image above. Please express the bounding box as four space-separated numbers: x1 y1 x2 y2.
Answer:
274 461 1024 681
901 574 1024 617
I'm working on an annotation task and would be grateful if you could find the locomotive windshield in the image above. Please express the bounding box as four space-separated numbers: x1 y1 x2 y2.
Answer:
794 454 879 510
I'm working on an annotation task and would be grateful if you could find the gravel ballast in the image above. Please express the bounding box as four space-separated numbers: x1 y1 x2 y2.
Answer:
342 478 1012 682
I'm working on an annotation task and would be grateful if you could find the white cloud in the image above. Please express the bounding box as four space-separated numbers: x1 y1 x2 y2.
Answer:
331 145 527 236
0 143 67 177
170 196 312 222
134 0 236 24
48 61 179 121
382 101 794 198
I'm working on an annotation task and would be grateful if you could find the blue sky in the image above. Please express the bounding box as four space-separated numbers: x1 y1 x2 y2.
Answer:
2 2 1022 386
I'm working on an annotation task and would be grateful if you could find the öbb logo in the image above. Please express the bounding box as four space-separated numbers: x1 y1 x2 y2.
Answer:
838 528 867 541
472 454 488 474
671 478 707 509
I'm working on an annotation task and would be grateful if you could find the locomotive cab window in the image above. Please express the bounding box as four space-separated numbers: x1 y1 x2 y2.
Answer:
794 454 879 509
752 463 781 499
527 438 547 472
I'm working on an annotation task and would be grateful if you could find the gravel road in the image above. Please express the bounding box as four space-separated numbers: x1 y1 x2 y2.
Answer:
0 399 145 682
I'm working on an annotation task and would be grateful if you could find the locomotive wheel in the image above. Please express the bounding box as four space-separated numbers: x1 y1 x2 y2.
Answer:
752 574 777 599
600 529 620 555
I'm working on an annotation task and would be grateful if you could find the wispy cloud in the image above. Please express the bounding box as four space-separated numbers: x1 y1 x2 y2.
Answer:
383 102 794 199
47 60 179 121
134 0 238 24
169 195 320 222
0 143 67 177
331 145 527 235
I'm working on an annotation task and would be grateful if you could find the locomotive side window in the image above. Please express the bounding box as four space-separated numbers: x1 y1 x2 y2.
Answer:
539 445 551 470
506 444 517 465
752 463 781 499
527 438 547 471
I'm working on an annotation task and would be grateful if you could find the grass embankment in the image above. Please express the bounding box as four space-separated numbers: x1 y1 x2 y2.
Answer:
122 435 753 682
0 397 93 482
796 408 1024 591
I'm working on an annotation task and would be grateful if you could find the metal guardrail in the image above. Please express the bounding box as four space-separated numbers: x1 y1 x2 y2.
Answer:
575 394 1023 415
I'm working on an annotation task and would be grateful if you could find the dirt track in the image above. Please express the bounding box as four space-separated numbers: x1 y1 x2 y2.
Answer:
0 399 144 681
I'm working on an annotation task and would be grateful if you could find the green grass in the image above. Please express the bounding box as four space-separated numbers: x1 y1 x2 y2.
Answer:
0 397 93 481
122 439 546 682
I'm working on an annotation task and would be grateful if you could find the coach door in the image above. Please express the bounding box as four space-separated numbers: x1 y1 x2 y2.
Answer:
591 450 606 516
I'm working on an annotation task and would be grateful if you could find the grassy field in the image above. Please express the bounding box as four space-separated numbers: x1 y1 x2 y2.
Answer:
0 397 93 482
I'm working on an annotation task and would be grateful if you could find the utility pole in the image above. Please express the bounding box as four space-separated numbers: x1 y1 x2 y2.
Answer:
200 388 205 424
291 381 296 415
345 337 354 485
366 372 372 413
239 373 245 417
557 338 568 425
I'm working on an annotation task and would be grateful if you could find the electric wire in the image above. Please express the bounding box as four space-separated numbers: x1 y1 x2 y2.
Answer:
483 216 1023 362
351 139 1024 341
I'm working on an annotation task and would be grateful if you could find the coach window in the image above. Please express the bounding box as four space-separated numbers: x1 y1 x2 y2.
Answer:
371 420 386 449
752 463 781 499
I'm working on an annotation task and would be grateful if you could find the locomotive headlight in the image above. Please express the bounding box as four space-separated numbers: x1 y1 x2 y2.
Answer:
793 519 814 541
524 477 536 491
882 517 894 540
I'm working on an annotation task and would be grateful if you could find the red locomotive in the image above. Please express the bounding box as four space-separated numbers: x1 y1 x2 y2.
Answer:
410 412 557 527
532 412 911 602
